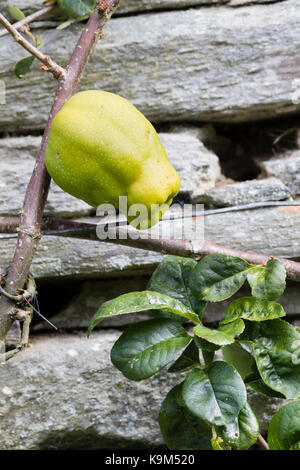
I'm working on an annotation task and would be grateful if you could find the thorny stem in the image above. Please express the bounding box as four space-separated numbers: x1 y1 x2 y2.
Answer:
0 0 123 346
0 12 66 79
0 5 56 38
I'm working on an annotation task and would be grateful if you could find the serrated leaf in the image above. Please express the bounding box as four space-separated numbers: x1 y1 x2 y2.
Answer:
148 255 206 321
168 341 201 373
217 402 259 450
159 383 213 450
188 254 250 302
268 401 300 450
14 56 35 79
241 319 300 399
193 319 245 346
221 297 285 324
8 5 25 21
110 318 191 381
247 260 286 301
182 361 247 426
88 290 199 335
57 0 96 18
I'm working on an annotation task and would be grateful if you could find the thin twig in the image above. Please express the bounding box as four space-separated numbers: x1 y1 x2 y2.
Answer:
0 12 66 79
0 5 56 38
0 0 122 345
256 434 269 451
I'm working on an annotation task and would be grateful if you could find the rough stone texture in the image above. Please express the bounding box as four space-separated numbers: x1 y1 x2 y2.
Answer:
0 0 285 18
159 132 222 201
1 205 300 280
1 1 300 131
32 277 300 332
0 331 285 449
258 151 300 196
203 177 291 207
0 136 93 217
0 132 222 213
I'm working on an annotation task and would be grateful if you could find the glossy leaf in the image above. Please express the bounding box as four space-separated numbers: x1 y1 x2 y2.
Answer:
57 0 96 18
148 255 206 320
268 401 300 450
159 384 212 450
110 318 191 381
193 319 244 346
221 297 285 324
247 260 286 301
14 56 35 79
246 378 285 398
168 341 201 373
88 290 199 335
241 319 300 399
189 254 250 302
194 336 220 352
217 402 259 450
182 362 247 426
8 5 25 21
222 342 256 380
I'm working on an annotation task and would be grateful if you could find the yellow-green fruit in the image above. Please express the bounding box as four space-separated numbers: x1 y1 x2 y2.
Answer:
45 90 181 228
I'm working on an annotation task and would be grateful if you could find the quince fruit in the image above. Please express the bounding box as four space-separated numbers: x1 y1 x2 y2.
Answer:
45 90 180 228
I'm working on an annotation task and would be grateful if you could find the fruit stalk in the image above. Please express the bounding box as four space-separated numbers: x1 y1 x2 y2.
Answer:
0 0 123 347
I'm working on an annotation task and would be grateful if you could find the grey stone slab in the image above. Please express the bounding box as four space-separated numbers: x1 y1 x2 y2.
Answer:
203 178 291 207
0 330 286 449
258 151 300 196
1 1 300 131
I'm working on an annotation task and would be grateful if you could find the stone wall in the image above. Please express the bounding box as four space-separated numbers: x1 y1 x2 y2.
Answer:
0 0 299 450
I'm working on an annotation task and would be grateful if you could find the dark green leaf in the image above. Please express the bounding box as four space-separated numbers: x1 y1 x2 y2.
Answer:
148 255 206 321
159 384 212 450
222 342 256 380
57 0 96 18
268 401 300 450
194 336 220 352
247 260 286 301
182 361 247 426
168 341 201 373
217 402 259 450
110 318 191 381
88 290 199 335
193 319 244 346
221 297 285 324
8 5 25 21
14 56 35 79
241 319 300 399
188 254 250 302
246 378 285 398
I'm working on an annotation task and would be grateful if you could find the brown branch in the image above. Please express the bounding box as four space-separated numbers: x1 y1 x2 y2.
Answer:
0 5 56 38
0 0 122 344
0 12 66 79
256 434 269 451
2 216 300 282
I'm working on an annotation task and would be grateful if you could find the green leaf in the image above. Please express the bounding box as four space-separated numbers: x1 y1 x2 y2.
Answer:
247 260 286 301
268 401 300 450
221 297 285 324
241 319 300 399
194 336 220 352
246 378 285 398
35 35 45 50
110 318 191 381
217 402 259 450
222 342 256 380
8 5 25 21
148 255 206 321
88 290 199 335
182 361 247 426
168 341 201 373
57 0 96 18
290 441 300 450
159 384 213 450
56 15 89 30
193 319 245 346
188 254 250 302
14 56 35 79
